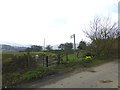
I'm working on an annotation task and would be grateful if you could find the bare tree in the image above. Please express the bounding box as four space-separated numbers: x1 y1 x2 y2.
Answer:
83 16 118 41
83 16 118 57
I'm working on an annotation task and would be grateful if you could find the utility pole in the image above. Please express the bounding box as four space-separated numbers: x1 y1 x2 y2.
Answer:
73 34 76 52
70 34 76 52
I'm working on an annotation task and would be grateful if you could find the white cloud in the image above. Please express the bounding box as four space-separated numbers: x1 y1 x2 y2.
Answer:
0 0 118 46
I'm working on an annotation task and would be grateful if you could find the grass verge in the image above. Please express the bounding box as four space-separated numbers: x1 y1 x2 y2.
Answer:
2 54 114 88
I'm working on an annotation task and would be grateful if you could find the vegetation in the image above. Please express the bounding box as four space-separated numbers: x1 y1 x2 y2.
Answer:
2 51 55 88
77 40 87 50
2 16 119 88
83 16 119 59
58 44 65 50
25 45 43 52
58 43 74 61
46 45 53 51
2 50 113 88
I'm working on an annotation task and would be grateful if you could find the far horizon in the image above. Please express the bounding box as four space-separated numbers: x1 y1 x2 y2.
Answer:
0 40 80 48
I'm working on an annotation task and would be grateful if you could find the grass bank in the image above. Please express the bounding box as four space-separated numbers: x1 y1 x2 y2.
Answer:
2 52 115 88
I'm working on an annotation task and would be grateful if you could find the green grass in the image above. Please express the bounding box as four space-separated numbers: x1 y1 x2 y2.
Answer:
2 51 114 88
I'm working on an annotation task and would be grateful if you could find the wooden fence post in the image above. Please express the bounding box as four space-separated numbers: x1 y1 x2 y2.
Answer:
42 54 45 67
57 54 60 65
46 55 48 67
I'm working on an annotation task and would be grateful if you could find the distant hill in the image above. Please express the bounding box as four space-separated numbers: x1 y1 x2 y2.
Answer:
0 44 27 52
0 41 31 47
0 42 79 52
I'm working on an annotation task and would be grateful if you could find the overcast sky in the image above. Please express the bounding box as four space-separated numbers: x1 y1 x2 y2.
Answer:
0 0 118 46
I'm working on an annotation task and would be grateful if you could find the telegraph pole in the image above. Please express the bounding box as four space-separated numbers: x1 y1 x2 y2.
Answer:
70 34 76 52
73 34 76 52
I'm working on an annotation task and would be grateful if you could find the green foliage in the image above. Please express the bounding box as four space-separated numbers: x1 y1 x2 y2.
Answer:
83 16 118 59
25 45 43 52
77 40 87 50
46 45 53 51
2 50 114 88
87 38 118 58
2 72 21 87
58 44 65 50
64 43 73 53
21 71 42 81
46 50 64 55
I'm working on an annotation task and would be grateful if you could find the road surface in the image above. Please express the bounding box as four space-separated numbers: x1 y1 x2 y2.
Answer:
17 60 118 88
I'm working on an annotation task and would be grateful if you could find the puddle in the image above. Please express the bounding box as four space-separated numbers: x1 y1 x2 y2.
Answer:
89 70 97 72
100 80 113 83
61 83 63 85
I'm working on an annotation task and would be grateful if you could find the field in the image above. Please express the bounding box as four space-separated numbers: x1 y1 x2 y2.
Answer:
2 50 110 88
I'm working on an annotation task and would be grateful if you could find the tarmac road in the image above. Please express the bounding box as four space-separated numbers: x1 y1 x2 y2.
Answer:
17 60 118 88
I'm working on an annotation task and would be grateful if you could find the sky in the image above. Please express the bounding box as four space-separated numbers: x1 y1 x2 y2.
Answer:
0 0 119 47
